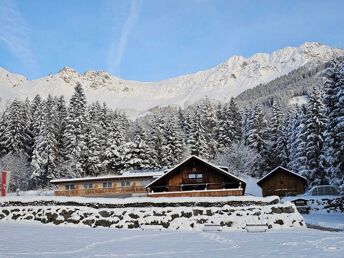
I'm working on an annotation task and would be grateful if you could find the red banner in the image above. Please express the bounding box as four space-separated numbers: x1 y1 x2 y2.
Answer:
1 171 6 196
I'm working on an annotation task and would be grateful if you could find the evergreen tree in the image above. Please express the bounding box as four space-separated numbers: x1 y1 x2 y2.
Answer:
322 59 344 192
189 105 209 159
120 125 155 171
31 95 59 187
2 100 32 155
162 118 185 167
63 83 88 177
103 119 125 173
304 87 327 185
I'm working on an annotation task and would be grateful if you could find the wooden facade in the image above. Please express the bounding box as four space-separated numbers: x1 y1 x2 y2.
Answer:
51 172 164 197
146 156 246 197
257 167 308 197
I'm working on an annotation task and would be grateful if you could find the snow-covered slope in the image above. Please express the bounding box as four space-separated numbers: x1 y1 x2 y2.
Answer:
0 42 343 115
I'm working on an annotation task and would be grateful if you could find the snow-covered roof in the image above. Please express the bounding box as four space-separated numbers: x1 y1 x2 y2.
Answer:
50 170 165 184
257 166 308 186
121 169 167 177
145 155 246 189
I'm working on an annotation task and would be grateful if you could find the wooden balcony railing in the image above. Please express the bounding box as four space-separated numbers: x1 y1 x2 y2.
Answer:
148 182 241 193
55 186 147 196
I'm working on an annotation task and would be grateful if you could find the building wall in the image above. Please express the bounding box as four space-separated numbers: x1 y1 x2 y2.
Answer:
54 177 153 197
260 170 306 197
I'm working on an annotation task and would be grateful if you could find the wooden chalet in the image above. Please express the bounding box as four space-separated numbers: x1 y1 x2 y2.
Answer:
50 170 165 197
145 155 246 197
257 166 308 197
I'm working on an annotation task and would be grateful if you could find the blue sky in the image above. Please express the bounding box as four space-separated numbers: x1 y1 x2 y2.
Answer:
0 0 343 81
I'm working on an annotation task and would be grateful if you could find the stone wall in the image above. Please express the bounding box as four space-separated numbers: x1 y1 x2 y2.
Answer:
0 198 305 231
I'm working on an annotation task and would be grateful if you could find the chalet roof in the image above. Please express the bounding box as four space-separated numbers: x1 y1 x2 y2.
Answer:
145 155 246 189
50 169 166 184
257 166 308 187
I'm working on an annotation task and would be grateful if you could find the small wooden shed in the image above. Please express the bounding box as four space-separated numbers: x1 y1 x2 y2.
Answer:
146 155 246 197
257 166 308 197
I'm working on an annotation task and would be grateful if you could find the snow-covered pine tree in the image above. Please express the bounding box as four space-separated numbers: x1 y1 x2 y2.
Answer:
162 117 185 167
199 97 218 159
304 86 327 185
0 108 9 157
62 83 88 177
217 98 242 151
85 122 103 176
322 59 344 192
287 107 302 171
31 95 59 187
246 104 269 176
103 119 125 174
265 101 285 169
291 105 308 174
146 114 167 167
241 107 251 145
189 105 209 159
275 112 291 167
246 104 269 154
2 100 32 156
120 125 155 171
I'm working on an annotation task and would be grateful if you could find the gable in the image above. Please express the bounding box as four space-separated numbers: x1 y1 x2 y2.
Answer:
257 167 308 187
146 156 246 189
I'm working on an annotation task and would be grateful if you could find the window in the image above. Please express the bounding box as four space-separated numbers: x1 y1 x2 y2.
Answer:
84 182 93 189
121 181 131 187
188 173 203 182
103 182 112 188
65 184 75 190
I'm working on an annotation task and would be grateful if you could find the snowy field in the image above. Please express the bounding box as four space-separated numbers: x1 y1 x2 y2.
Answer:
0 222 343 258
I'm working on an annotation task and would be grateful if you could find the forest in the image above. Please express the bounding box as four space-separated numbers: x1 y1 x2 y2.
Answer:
0 59 343 194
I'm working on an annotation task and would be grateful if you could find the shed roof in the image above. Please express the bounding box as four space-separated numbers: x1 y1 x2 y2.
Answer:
257 166 308 187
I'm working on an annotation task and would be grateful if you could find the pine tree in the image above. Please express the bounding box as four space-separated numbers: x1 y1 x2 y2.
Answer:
120 125 155 171
63 83 88 177
147 114 167 167
55 96 68 161
31 95 59 187
266 101 284 169
2 100 32 155
291 105 308 174
162 118 185 167
85 122 102 176
103 119 125 173
189 105 209 159
304 87 327 185
199 98 218 158
322 59 344 192
217 98 242 150
246 105 268 153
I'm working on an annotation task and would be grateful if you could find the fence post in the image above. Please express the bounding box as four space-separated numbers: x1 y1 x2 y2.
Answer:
1 171 7 196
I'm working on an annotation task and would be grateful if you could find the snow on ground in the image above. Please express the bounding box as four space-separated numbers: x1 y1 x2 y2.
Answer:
0 222 343 258
243 176 262 197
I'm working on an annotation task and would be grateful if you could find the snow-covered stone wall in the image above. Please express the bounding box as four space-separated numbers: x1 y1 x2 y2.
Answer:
0 196 305 231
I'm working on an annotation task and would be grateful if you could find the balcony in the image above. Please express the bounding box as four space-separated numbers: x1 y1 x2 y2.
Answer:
55 186 147 197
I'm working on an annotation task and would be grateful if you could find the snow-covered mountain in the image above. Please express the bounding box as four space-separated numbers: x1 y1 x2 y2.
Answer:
0 42 343 116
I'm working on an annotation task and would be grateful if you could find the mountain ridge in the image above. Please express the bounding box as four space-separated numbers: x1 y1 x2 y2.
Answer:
0 42 343 117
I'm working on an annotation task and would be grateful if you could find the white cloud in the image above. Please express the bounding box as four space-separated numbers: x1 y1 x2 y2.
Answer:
107 0 142 76
0 0 39 77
